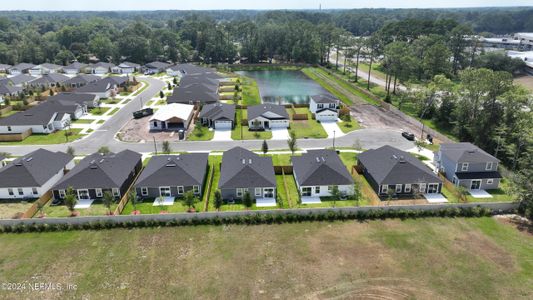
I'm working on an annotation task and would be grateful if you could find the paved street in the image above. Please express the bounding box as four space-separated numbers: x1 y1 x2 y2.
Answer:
0 76 416 156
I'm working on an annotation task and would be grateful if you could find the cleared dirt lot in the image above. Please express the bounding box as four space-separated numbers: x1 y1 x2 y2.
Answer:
514 75 533 92
117 116 192 143
0 217 531 299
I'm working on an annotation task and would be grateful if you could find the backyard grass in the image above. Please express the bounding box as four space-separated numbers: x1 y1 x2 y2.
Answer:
121 198 200 215
0 200 35 219
0 129 84 145
188 125 214 141
1 217 530 299
0 110 17 118
240 76 261 105
42 201 118 218
289 108 327 139
231 109 272 140
89 107 110 116
101 98 119 104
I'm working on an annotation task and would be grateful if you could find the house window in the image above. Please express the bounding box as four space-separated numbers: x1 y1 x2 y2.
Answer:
236 188 243 198
112 188 120 197
32 188 38 195
58 189 65 198
404 184 412 193
487 179 494 184
395 184 402 193
380 185 388 194
177 186 184 195
461 163 469 171
255 188 262 196
160 187 171 197
8 188 14 196
329 103 336 109
18 188 23 196
315 186 320 194
141 187 148 196
419 183 426 193
317 103 323 109
193 185 200 194
486 162 493 170
95 188 103 198
153 121 158 127
7 126 11 132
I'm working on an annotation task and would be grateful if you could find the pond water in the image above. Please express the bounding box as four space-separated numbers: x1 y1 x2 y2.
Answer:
236 70 331 104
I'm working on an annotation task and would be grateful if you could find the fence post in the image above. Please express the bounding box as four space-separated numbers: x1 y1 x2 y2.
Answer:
203 164 215 212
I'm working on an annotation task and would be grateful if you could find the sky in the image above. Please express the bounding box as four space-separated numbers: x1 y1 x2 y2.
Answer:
0 0 531 11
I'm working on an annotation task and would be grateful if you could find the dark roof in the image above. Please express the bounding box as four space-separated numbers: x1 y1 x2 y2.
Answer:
456 171 502 180
47 93 98 107
0 149 73 188
135 154 208 187
218 147 276 189
64 62 87 70
179 74 221 87
199 103 235 122
358 145 441 185
0 100 80 126
292 150 354 186
310 94 339 104
74 78 114 93
10 63 35 71
168 64 218 76
103 76 129 86
0 84 23 95
0 154 5 161
39 63 63 70
63 74 100 86
53 150 141 190
145 61 171 70
0 64 12 70
89 62 116 69
28 73 70 86
247 104 289 120
167 83 219 104
6 74 36 85
118 62 140 68
440 142 499 163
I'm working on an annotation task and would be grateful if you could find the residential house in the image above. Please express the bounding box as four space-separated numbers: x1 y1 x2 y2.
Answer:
8 63 36 75
0 64 12 73
309 94 340 122
28 63 63 76
0 84 23 103
149 103 195 131
47 93 100 108
199 103 235 129
0 100 85 135
52 150 142 201
63 62 88 75
358 145 442 198
0 149 74 199
3 74 36 87
166 63 215 78
167 82 219 105
27 73 70 88
135 154 209 199
218 147 277 205
292 150 354 201
86 62 115 75
247 104 290 130
435 142 502 190
144 61 171 74
74 77 126 98
0 154 7 168
112 62 140 74
63 74 100 88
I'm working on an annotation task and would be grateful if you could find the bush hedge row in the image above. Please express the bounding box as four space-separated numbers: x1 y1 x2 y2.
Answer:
0 206 505 234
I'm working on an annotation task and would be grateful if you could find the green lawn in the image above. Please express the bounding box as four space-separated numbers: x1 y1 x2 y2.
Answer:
337 118 360 133
97 119 105 124
156 100 166 105
240 76 261 105
231 109 272 140
302 67 352 105
2 218 529 299
188 125 214 141
107 108 119 116
101 98 119 104
72 119 95 124
132 81 149 96
0 110 17 118
89 107 110 116
0 129 84 145
289 107 327 139
42 201 117 218
121 198 200 215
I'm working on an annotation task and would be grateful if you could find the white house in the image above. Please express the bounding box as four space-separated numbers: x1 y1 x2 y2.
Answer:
247 104 290 130
63 62 87 75
86 62 115 75
0 149 74 200
28 63 63 76
112 62 140 74
149 103 195 131
309 94 340 122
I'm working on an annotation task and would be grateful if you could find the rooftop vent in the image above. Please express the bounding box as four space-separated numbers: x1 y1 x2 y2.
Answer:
166 163 177 167
90 164 98 169
398 156 406 163
316 157 321 163
90 160 96 164
467 149 477 153
15 162 22 166
242 159 246 164
26 157 33 162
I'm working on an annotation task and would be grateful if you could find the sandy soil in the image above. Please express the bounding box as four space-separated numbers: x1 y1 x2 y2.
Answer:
117 116 192 143
514 75 533 92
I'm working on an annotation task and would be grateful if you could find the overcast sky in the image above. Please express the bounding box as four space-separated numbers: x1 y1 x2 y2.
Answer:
0 0 531 11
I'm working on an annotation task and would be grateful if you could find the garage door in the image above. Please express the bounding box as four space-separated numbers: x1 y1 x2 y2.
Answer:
215 120 232 129
269 120 289 128
316 113 337 121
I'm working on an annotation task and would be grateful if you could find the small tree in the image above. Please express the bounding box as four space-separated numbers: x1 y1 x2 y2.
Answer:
162 141 171 154
173 77 178 85
251 119 261 130
102 191 115 215
167 82 172 90
183 190 197 212
214 190 223 211
64 187 78 217
98 146 111 154
287 130 297 154
159 90 164 99
353 184 362 206
66 146 75 157
330 185 341 207
414 139 427 152
242 191 253 209
49 89 54 96
261 140 268 154
128 191 139 213
457 186 469 203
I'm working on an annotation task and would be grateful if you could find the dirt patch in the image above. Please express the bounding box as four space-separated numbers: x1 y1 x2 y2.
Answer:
495 214 533 237
117 116 191 143
0 202 33 219
514 75 533 92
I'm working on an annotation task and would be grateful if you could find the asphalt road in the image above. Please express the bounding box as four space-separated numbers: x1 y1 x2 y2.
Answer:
0 76 416 156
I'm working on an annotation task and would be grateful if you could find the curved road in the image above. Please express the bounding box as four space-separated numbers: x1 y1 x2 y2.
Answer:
0 77 415 156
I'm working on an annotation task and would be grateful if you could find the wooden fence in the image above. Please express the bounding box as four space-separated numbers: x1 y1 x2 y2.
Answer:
0 105 12 116
439 173 465 202
22 191 53 219
0 129 32 142
113 167 145 215
281 169 294 207
274 166 293 175
351 166 380 205
203 164 216 212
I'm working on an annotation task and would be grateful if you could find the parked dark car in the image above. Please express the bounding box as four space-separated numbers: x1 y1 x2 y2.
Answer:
133 108 154 119
402 131 415 141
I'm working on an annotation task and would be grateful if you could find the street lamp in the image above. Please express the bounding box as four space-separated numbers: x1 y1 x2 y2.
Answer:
333 130 336 150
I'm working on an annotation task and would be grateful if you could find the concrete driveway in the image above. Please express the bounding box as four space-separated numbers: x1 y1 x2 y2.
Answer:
321 121 345 138
271 128 290 140
212 129 232 141
469 190 492 198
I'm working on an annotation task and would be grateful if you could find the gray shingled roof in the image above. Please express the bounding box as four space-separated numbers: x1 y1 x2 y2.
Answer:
218 147 276 189
0 149 73 188
247 104 289 120
0 100 79 126
0 64 12 70
440 142 499 163
135 154 208 187
167 83 219 104
358 145 441 185
74 78 115 93
5 74 36 85
310 94 339 104
63 74 100 86
64 62 87 71
53 150 141 190
118 62 140 68
39 63 63 70
28 73 70 86
169 63 220 76
89 62 116 69
292 150 354 186
0 84 23 95
199 103 235 122
145 61 171 70
10 63 36 71
47 93 98 107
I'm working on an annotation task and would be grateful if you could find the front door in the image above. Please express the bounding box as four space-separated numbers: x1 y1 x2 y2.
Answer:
263 121 269 129
263 188 274 198
470 180 481 190
78 189 90 200
302 187 312 197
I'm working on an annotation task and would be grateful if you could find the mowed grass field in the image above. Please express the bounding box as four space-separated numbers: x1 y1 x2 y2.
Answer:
0 217 531 299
